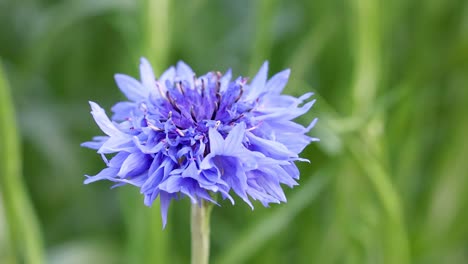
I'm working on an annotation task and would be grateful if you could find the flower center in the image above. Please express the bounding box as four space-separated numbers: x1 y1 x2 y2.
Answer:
147 73 254 134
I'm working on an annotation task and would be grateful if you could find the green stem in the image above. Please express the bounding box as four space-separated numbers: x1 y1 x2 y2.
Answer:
191 201 212 264
0 62 45 263
142 0 170 72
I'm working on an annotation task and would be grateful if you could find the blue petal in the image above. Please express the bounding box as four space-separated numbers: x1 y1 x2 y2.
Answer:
89 101 124 137
117 152 151 177
81 136 108 150
227 168 253 209
255 99 316 121
142 157 174 194
98 137 134 154
109 152 130 168
133 136 165 154
245 61 268 101
114 74 148 101
219 69 232 93
259 165 297 188
281 163 300 180
113 173 149 187
214 156 253 208
144 187 159 206
139 57 156 92
176 61 194 78
224 123 246 154
275 133 314 154
159 176 183 193
266 68 290 95
141 167 163 194
245 180 279 206
218 184 235 204
160 66 175 82
250 61 268 89
255 172 287 202
182 161 199 179
160 191 172 228
179 179 199 203
195 188 218 204
81 141 102 150
111 102 136 121
247 131 296 160
176 61 195 88
306 118 319 132
84 167 119 184
208 127 225 154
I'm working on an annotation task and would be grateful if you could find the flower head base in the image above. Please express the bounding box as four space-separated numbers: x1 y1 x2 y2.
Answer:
82 58 318 226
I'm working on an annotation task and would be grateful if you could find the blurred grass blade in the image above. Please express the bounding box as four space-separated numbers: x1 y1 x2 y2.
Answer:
120 190 168 264
141 0 170 73
348 0 410 263
347 139 410 263
249 0 278 75
0 62 45 263
215 171 329 264
350 0 381 113
25 0 135 71
417 81 468 258
287 16 336 84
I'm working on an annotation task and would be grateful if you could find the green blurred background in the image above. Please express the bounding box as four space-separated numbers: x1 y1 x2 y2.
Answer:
1 0 468 263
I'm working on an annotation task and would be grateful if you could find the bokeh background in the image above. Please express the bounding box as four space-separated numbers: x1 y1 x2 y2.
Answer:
1 0 468 263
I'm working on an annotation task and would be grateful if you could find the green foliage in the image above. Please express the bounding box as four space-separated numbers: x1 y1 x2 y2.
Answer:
0 0 467 263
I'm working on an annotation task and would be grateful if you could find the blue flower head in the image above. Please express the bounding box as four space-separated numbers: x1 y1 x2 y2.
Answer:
82 58 318 226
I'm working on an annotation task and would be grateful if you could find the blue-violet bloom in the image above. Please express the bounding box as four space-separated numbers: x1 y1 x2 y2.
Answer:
82 58 318 226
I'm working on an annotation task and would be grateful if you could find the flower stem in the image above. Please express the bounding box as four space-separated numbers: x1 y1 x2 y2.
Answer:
191 200 212 264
